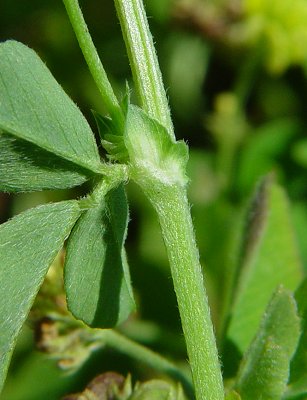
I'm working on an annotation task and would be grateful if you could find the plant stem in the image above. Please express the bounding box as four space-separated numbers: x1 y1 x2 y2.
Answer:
144 184 224 400
114 0 174 139
114 0 224 397
94 329 194 398
62 0 125 132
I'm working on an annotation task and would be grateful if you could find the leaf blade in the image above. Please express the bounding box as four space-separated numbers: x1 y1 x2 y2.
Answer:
0 40 101 175
65 185 135 328
227 176 303 353
0 200 81 392
0 133 93 192
234 287 301 400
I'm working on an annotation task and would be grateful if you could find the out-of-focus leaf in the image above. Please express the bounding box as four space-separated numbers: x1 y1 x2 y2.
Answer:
165 33 209 121
65 185 135 328
292 138 307 168
0 40 102 191
227 176 302 353
0 133 93 192
285 277 307 398
0 201 81 392
225 390 241 400
237 118 300 195
234 287 301 400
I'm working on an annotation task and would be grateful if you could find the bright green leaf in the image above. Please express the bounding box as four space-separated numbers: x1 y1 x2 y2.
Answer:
227 176 303 353
0 201 81 392
225 390 241 400
0 133 93 192
0 40 102 182
124 105 189 188
65 185 135 328
234 287 301 400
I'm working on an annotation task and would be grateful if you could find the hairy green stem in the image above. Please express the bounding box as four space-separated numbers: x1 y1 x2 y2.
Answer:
114 0 224 397
144 184 224 400
94 329 193 397
62 0 125 132
114 0 174 138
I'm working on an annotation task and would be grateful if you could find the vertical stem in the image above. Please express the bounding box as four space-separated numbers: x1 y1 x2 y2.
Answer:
114 0 224 397
114 0 174 138
63 0 125 132
145 184 224 400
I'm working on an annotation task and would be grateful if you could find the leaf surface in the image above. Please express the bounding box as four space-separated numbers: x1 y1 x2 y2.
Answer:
65 185 135 328
234 287 301 400
0 133 93 191
0 41 101 183
0 201 81 392
227 176 302 352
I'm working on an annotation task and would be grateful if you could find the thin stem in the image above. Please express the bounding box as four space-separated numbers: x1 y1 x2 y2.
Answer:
93 329 194 398
114 0 174 139
63 0 125 132
144 184 224 400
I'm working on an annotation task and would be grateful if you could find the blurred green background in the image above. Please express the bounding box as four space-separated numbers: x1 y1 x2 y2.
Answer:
1 0 307 398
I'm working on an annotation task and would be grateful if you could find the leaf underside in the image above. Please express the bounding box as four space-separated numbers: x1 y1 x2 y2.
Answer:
0 201 81 392
65 185 135 328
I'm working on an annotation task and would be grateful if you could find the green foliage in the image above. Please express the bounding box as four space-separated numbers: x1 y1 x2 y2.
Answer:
0 40 102 192
1 0 307 399
225 391 241 400
237 119 300 195
0 133 94 192
0 201 81 391
227 176 303 353
65 185 135 328
243 0 307 73
234 287 301 399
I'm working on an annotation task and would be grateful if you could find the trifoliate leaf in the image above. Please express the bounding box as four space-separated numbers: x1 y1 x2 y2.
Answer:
227 176 302 353
0 201 81 392
0 40 102 191
65 185 135 328
234 287 301 400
